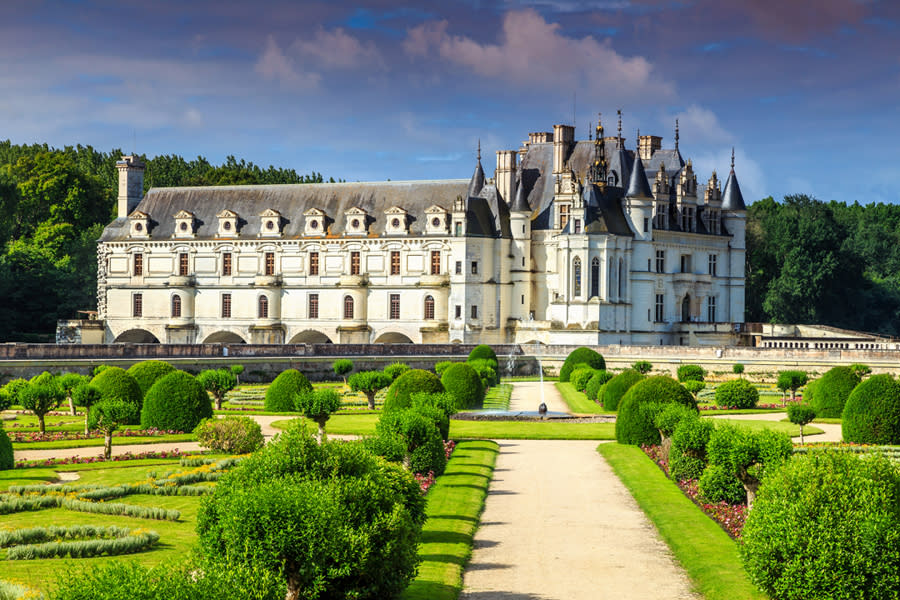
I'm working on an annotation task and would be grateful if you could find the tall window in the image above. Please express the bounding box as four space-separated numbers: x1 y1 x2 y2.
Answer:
471 261 478 274
221 293 232 318
171 294 181 318
258 296 268 319
179 253 189 276
707 296 716 322
389 294 400 319
430 251 441 275
424 295 435 320
559 204 570 230
680 254 692 273
655 250 665 273
573 257 582 297
350 251 360 275
573 219 581 234
590 257 600 297
455 222 462 236
618 258 625 298
344 295 354 319
655 294 664 322
471 305 478 319
455 261 462 275
455 305 462 319
265 252 275 276
708 254 717 277
308 293 319 319
133 293 143 317
222 252 232 276
390 251 400 275
133 253 143 276
309 252 319 275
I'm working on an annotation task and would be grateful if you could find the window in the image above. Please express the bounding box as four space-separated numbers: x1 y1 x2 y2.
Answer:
389 294 400 319
264 252 275 276
308 293 319 319
455 261 462 275
221 293 232 318
171 294 181 318
309 252 319 275
591 257 600 297
455 222 462 236
471 305 478 319
655 250 665 273
455 304 462 319
573 219 581 234
655 294 664 322
350 251 360 275
222 252 232 276
680 255 691 273
430 250 441 275
471 261 478 275
424 295 435 320
559 204 570 230
521 294 525 305
133 253 143 276
618 258 625 298
344 295 354 319
179 253 189 276
133 293 143 317
258 296 268 319
708 254 717 277
643 217 649 233
707 296 716 322
573 257 582 297
390 251 400 275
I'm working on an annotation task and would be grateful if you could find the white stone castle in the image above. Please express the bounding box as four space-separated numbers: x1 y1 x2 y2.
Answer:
94 115 746 346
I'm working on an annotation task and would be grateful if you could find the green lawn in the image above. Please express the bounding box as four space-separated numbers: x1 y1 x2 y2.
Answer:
710 418 822 437
482 384 512 410
598 443 767 600
554 382 615 414
401 440 498 600
12 432 196 451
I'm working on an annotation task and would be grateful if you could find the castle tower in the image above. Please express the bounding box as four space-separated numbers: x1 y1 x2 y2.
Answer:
624 146 654 242
116 155 145 219
509 173 532 322
721 148 747 322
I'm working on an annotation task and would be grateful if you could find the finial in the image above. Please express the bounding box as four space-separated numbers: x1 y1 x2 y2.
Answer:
730 147 735 170
617 109 622 146
477 139 481 162
674 118 680 151
588 122 592 141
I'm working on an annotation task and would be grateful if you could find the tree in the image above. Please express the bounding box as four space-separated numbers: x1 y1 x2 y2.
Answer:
706 424 792 509
786 403 816 444
733 363 745 378
294 389 342 442
20 375 64 435
849 363 871 380
0 378 29 411
776 370 808 404
631 360 652 374
230 364 244 385
348 371 392 410
197 369 237 411
72 383 102 434
58 372 88 415
332 359 353 384
89 399 138 459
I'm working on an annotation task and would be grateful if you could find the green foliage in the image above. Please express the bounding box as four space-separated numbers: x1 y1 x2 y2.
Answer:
0 425 13 470
654 403 697 438
3 525 158 560
126 360 176 397
90 366 142 424
410 392 455 440
263 369 312 412
0 388 11 413
631 360 653 374
197 368 237 410
569 367 597 392
786 403 816 426
195 416 264 454
467 344 498 364
849 363 872 379
698 464 746 505
585 370 614 401
88 398 138 458
682 380 706 398
348 370 392 410
230 364 244 376
776 370 808 400
741 451 900 600
559 347 606 382
294 389 342 439
601 369 644 411
615 376 696 445
466 358 498 389
669 415 714 481
62 496 180 520
140 371 213 432
332 358 354 380
676 364 705 382
384 369 444 412
732 363 745 376
434 361 457 376
0 378 29 408
706 424 792 506
810 366 860 418
383 362 411 381
842 374 900 444
19 376 64 433
715 378 760 409
440 363 485 410
377 408 447 476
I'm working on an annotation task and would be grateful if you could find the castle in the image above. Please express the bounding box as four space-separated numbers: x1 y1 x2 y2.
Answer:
91 115 747 346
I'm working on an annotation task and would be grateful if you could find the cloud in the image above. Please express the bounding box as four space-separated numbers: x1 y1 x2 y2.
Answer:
290 27 385 69
668 105 733 146
692 147 766 204
254 35 321 89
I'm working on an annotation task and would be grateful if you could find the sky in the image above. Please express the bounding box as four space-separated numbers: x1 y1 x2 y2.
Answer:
2 0 899 205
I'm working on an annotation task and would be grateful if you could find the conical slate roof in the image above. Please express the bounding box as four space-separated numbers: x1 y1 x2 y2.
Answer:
467 158 485 198
510 177 531 212
721 169 746 211
625 154 653 198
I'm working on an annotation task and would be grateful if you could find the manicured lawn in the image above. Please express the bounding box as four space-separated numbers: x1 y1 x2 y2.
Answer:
401 440 498 600
554 382 615 415
482 384 512 410
710 418 822 437
598 443 767 600
12 432 196 451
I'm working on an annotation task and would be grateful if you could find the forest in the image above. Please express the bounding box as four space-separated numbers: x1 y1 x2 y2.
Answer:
0 140 898 341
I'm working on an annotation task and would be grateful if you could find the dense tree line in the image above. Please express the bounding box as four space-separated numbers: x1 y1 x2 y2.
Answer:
0 141 332 341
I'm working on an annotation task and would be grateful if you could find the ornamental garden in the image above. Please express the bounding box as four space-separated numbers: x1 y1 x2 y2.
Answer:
1 347 899 600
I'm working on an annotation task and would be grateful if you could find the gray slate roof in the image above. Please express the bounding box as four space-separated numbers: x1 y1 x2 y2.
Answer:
626 150 653 198
721 170 746 211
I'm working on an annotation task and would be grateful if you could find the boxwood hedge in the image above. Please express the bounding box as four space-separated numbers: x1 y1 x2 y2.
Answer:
601 369 644 411
141 370 213 433
467 344 498 364
842 373 900 444
440 363 484 410
126 360 176 397
263 369 313 412
570 367 597 392
714 378 759 409
810 366 860 418
90 367 143 425
585 370 614 401
383 369 444 412
615 376 696 445
0 425 13 470
559 347 606 382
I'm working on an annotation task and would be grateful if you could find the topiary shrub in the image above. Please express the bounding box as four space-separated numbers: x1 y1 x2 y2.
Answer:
810 366 860 418
676 364 705 382
410 392 456 440
631 360 653 374
434 361 456 377
569 367 597 392
786 403 817 444
90 367 143 425
668 415 714 482
126 361 175 397
615 376 696 445
384 362 411 381
732 363 744 376
741 451 900 600
585 370 614 402
141 371 213 433
698 464 746 505
714 378 759 409
0 425 13 470
377 409 447 476
348 371 392 410
440 363 484 410
467 344 498 364
384 369 444 413
295 389 342 442
263 369 313 412
332 359 354 383
682 380 706 399
465 359 498 389
802 378 818 405
195 416 264 454
601 369 644 411
706 424 792 508
559 347 606 382
842 373 900 444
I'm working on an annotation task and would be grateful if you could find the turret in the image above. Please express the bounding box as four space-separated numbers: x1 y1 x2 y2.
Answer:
624 147 653 240
467 141 485 199
116 155 145 219
721 149 747 247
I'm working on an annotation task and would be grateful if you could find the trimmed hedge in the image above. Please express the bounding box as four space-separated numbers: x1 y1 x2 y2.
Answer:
141 371 213 433
384 369 444 412
601 369 644 411
615 376 696 445
264 369 313 412
377 408 447 476
714 378 760 409
668 415 714 481
383 362 411 381
195 416 265 454
466 358 498 388
676 364 705 382
440 363 484 410
6 528 159 560
559 347 606 382
570 367 597 392
467 344 498 364
810 366 860 418
90 367 143 424
698 464 746 505
126 360 176 397
842 373 900 444
585 370 614 401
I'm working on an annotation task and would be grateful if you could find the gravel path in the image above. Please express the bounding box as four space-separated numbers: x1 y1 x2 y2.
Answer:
508 381 570 413
708 411 843 442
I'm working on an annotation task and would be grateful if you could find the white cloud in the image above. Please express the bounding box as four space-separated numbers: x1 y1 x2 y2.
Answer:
666 104 734 145
254 35 321 89
692 147 766 204
290 27 384 70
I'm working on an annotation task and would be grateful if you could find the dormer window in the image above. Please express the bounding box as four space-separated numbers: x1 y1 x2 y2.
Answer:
173 210 195 238
129 211 150 238
259 209 283 238
384 206 409 235
217 209 239 237
344 207 368 236
424 205 449 235
303 208 327 237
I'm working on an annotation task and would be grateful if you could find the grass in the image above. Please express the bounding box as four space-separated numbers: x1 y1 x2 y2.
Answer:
12 433 196 451
482 384 512 411
598 443 767 600
400 440 498 600
554 382 615 415
710 419 823 437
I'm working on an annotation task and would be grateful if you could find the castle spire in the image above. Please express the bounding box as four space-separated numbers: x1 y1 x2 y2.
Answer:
730 147 735 171
467 140 485 198
590 112 607 186
477 139 481 162
674 118 680 151
617 109 623 148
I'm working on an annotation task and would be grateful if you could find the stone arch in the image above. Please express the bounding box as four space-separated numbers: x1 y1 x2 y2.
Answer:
203 331 248 344
289 330 334 344
373 331 415 344
114 329 161 343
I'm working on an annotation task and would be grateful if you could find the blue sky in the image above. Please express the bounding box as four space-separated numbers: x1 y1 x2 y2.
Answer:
2 0 898 204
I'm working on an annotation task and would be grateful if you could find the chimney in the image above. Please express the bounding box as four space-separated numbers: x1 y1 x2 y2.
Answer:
495 150 518 206
116 155 145 218
638 135 662 160
552 124 575 174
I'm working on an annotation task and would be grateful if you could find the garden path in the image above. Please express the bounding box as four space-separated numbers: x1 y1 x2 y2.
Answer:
708 412 843 442
507 381 570 413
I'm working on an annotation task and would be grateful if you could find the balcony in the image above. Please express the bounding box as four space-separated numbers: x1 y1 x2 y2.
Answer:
167 275 195 287
419 273 450 287
254 274 283 287
339 274 368 287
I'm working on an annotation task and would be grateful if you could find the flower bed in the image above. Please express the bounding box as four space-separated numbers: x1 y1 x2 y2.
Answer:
9 428 183 443
698 401 798 411
14 449 198 468
414 440 457 495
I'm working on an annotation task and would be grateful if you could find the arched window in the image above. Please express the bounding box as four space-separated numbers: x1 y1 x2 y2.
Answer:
171 294 181 318
618 258 625 299
258 295 269 319
590 257 600 298
424 295 435 320
343 295 354 320
573 257 582 297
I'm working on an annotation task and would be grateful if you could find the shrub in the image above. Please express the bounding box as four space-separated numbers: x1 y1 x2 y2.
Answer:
803 378 818 406
58 372 88 415
676 364 705 382
377 409 447 476
741 451 900 600
92 365 108 377
559 347 605 382
467 344 498 364
0 378 29 408
434 361 456 376
810 366 860 418
706 424 792 508
62 497 180 520
570 367 597 392
732 363 744 376
714 378 759 409
332 358 354 382
410 392 455 440
615 376 696 445
348 371 392 410
776 370 808 402
585 370 614 401
849 363 872 379
786 403 817 444
698 464 746 505
440 363 484 410
384 362 410 381
141 371 213 433
669 415 714 481
195 416 264 454
0 425 13 470
294 389 342 441
601 369 644 411
90 367 142 424
0 388 10 413
89 399 138 459
654 403 697 439
842 373 900 444
466 358 498 388
384 369 444 413
5 526 159 560
19 377 65 434
197 369 238 411
126 360 176 397
631 360 652 374
263 369 313 412
682 380 706 398
72 383 102 434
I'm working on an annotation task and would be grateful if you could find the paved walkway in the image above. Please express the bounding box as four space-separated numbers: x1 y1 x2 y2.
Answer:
708 411 843 442
507 381 570 414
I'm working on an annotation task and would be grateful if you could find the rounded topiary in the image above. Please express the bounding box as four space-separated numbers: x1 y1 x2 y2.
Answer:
264 369 313 412
842 373 900 444
601 369 644 411
126 360 176 397
141 370 213 432
559 347 606 382
585 370 614 402
676 364 705 382
698 464 746 505
384 362 411 381
0 425 13 470
812 366 861 418
668 415 714 482
466 359 498 388
714 378 760 409
467 344 498 364
440 363 484 411
90 367 143 424
570 367 597 392
741 451 900 600
384 369 444 413
615 376 696 445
